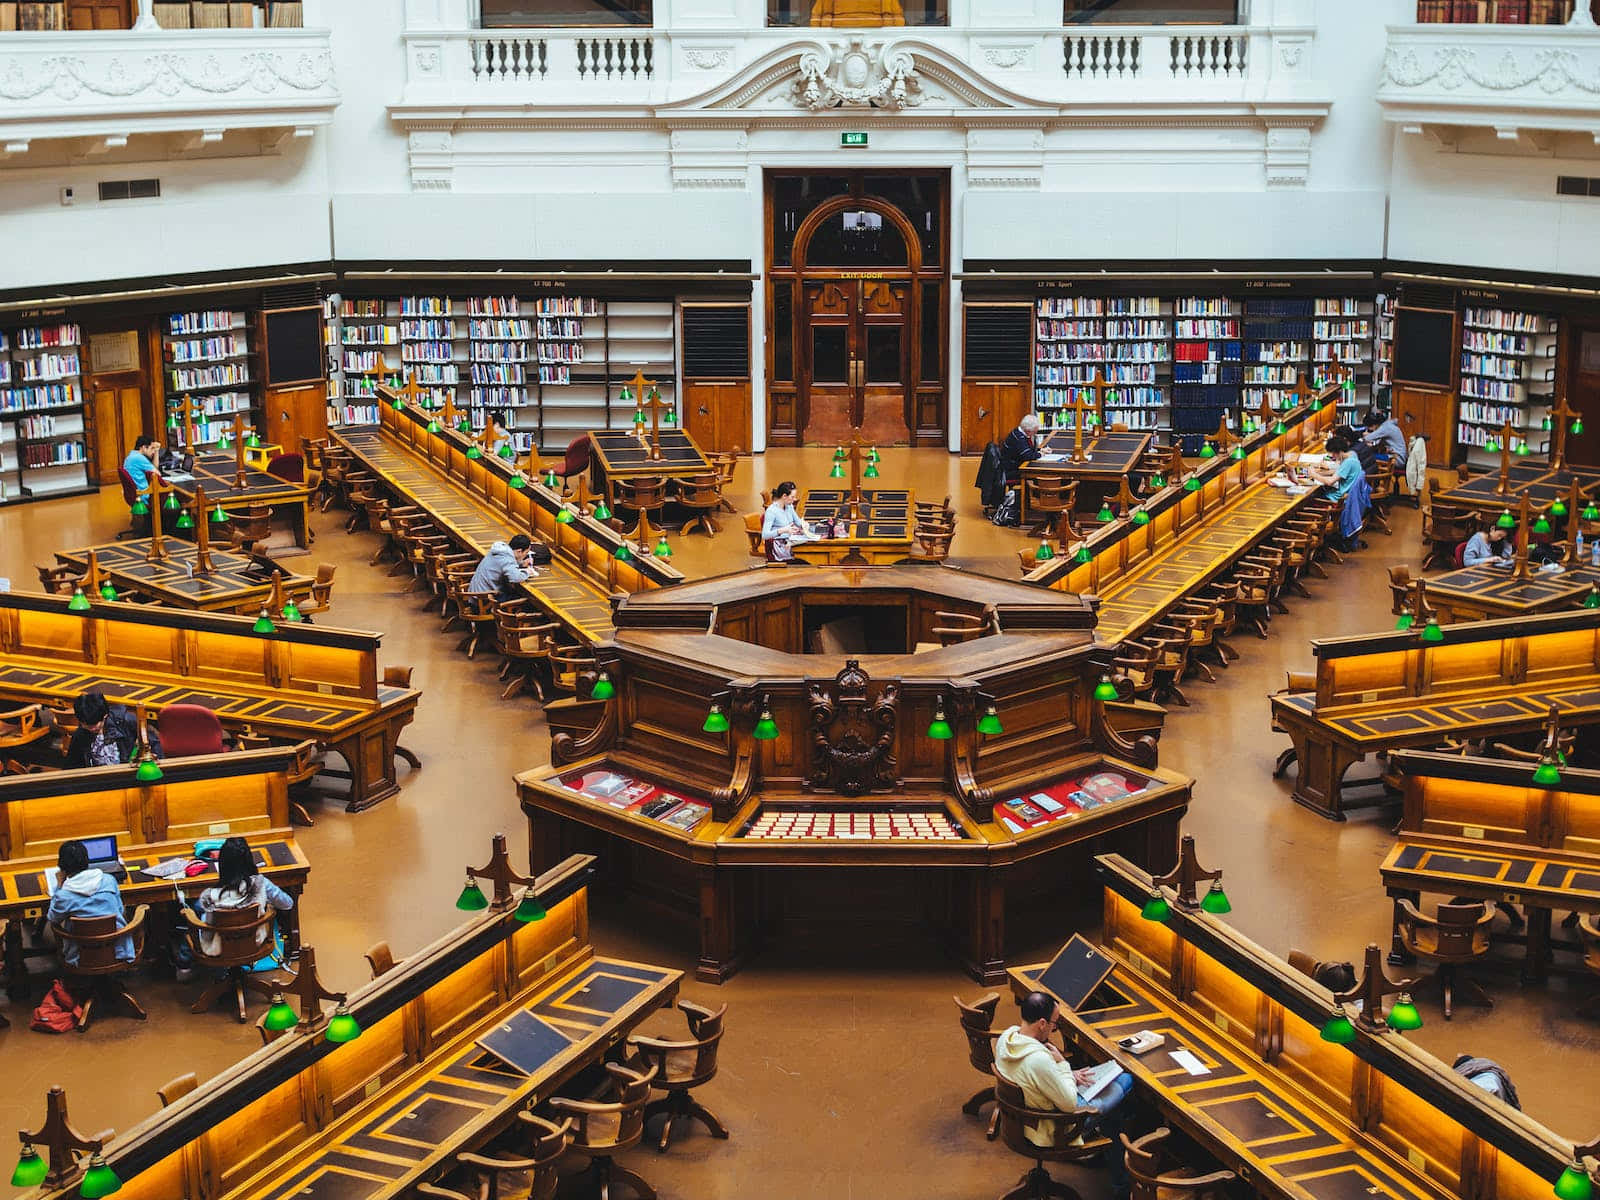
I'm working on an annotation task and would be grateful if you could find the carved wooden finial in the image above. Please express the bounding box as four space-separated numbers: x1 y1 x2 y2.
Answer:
17 1086 111 1188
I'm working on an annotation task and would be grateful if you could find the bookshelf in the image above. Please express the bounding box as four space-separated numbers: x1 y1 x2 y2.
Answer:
1375 293 1395 397
1455 304 1558 462
1173 296 1242 454
163 308 257 450
319 294 678 452
1312 297 1374 423
1033 297 1169 434
0 320 92 504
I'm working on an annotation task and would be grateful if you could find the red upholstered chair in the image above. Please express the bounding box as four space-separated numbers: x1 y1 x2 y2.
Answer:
543 435 592 484
265 453 304 483
117 467 149 541
157 704 228 757
1454 541 1468 569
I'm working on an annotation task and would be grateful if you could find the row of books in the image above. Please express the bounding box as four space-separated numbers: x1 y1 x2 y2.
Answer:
1464 307 1544 333
167 336 244 364
1457 422 1530 449
1461 351 1524 381
342 325 399 346
19 353 79 381
1034 342 1170 363
0 383 77 411
1458 400 1523 426
1034 363 1157 385
167 311 238 336
1036 297 1163 317
1463 330 1532 355
1176 319 1239 338
169 364 251 391
401 343 454 364
1461 376 1523 402
22 439 85 467
15 413 77 439
15 323 79 348
400 319 456 340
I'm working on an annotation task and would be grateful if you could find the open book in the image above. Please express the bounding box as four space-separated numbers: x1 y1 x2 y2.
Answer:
1078 1060 1124 1103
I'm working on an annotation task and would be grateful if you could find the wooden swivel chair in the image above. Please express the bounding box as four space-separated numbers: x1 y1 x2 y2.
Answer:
415 1117 573 1200
912 517 955 563
743 512 767 559
116 466 150 540
710 447 740 513
35 563 82 595
365 941 402 979
182 904 284 1023
1387 565 1414 616
626 999 730 1152
1121 1128 1235 1200
612 475 668 536
494 602 560 700
0 703 54 762
382 665 423 771
226 505 274 555
157 1074 198 1107
676 472 722 537
1394 899 1495 1019
442 566 498 659
157 703 228 757
955 992 1003 1139
1023 475 1076 537
52 906 149 1031
295 563 338 622
1577 915 1600 1020
548 1061 659 1200
932 611 985 647
992 1069 1109 1200
916 494 955 525
1421 484 1477 571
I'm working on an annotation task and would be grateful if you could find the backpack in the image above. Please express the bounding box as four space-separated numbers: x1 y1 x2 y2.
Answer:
30 980 81 1034
991 488 1020 528
525 540 552 565
975 442 1006 511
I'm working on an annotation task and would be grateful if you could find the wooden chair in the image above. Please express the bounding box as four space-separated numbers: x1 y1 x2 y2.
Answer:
1230 562 1277 639
1144 625 1193 706
1168 601 1225 683
955 992 1003 1140
415 1117 574 1200
626 999 730 1152
548 1061 658 1200
992 1069 1109 1200
1387 565 1414 616
1121 1127 1235 1200
1422 482 1477 571
442 566 498 659
343 472 379 531
1286 949 1318 979
295 563 338 622
1395 899 1495 1019
1112 641 1163 702
494 602 559 700
35 563 82 595
365 941 402 979
157 1074 199 1107
932 611 985 647
743 512 767 559
382 665 422 771
1196 580 1241 665
1578 914 1600 1020
549 646 598 698
1023 475 1076 537
226 505 274 555
425 546 477 615
1366 461 1399 536
912 521 955 563
0 703 53 759
916 494 954 526
182 904 284 1023
541 434 592 486
51 906 149 1031
711 447 740 513
676 473 722 537
612 475 668 535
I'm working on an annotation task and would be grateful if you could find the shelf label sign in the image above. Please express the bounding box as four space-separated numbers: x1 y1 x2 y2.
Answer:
840 132 869 149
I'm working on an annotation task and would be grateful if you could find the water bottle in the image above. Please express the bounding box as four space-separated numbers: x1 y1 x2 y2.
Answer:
1579 531 1586 563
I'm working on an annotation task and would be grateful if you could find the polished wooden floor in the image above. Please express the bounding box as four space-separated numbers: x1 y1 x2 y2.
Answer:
2 447 1598 1200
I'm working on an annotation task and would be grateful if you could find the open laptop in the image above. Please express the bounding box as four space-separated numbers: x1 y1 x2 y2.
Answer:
44 833 127 892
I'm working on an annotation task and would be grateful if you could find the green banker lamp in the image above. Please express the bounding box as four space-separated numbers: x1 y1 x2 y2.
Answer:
556 504 576 524
466 443 482 460
98 581 118 602
703 702 730 734
1384 994 1423 1031
1132 508 1150 526
615 541 632 561
1198 441 1216 459
209 503 228 524
863 460 879 479
1140 889 1170 922
252 607 276 635
78 1153 121 1198
1496 508 1517 531
829 460 845 479
752 701 779 741
1555 1161 1595 1200
10 1144 47 1189
1319 1009 1357 1045
592 498 612 521
263 994 299 1032
1533 511 1552 536
514 887 547 923
498 443 515 460
67 587 91 612
1092 676 1118 702
926 699 953 741
654 534 672 558
543 468 559 489
455 870 488 911
977 706 1003 736
1096 502 1114 523
174 510 195 531
324 1004 362 1044
509 471 526 490
1034 540 1055 561
590 671 616 700
130 495 150 517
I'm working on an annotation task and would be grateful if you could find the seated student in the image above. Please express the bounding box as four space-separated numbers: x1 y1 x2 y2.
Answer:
48 839 135 965
1452 1054 1522 1111
484 409 515 458
999 413 1043 486
122 433 162 499
469 532 538 598
1306 435 1363 503
1361 409 1407 468
762 481 817 555
1462 525 1514 567
66 689 155 768
192 836 294 960
995 991 1136 1198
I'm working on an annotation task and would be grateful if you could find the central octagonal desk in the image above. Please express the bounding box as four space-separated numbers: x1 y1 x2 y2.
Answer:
518 565 1192 984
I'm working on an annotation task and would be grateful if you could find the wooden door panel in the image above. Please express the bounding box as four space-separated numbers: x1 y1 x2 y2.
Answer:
1393 386 1453 468
1563 323 1600 468
264 385 326 453
90 379 141 486
66 0 129 27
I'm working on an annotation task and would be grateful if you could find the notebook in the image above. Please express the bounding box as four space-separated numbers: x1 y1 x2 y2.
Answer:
1078 1060 1124 1102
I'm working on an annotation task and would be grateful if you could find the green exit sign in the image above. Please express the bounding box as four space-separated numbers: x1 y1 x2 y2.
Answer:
840 132 869 148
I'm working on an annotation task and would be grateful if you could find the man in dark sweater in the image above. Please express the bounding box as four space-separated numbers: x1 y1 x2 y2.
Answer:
999 413 1042 485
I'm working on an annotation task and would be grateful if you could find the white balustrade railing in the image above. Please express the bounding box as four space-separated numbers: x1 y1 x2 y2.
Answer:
1061 30 1248 81
468 31 656 84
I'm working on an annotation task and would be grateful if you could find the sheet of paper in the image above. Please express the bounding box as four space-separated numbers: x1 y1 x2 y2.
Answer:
1169 1049 1210 1076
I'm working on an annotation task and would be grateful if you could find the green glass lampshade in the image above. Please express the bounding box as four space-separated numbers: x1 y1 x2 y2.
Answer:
833 446 845 461
1311 398 1322 413
166 411 179 429
977 706 1004 736
1198 443 1216 459
1097 503 1114 523
753 708 779 740
497 443 515 460
619 386 633 403
162 492 180 511
1140 890 1171 923
263 994 300 1032
1544 415 1554 432
1554 1162 1595 1200
1385 993 1423 1031
1319 1011 1357 1046
664 407 676 425
281 600 303 623
68 587 91 612
654 536 672 558
543 469 559 488
1553 499 1569 517
514 888 547 923
1574 419 1586 436
1132 509 1150 526
1184 477 1201 493
1273 421 1287 435
99 582 119 602
1241 417 1255 434
1533 759 1563 787
1074 545 1091 564
11 1145 47 1189
252 608 276 635
244 433 261 448
1035 541 1055 561
1485 438 1501 453
1148 473 1165 489
324 1005 361 1044
1231 445 1245 461
632 409 646 427
867 447 879 463
426 420 441 434
1534 515 1552 535
1497 509 1517 530
863 463 880 479
466 446 482 460
1586 503 1600 522
1093 676 1119 702
593 502 612 521
829 462 845 479
78 1153 121 1198
209 504 228 524
1587 588 1600 610
556 506 575 524
1395 612 1415 632
1200 880 1232 915
130 498 150 517
392 397 405 410
1420 619 1444 644
174 512 195 531
218 433 233 448
509 473 526 490
590 672 616 700
614 542 631 561
1519 440 1533 456
135 755 163 783
703 704 730 734
927 702 953 741
455 874 488 911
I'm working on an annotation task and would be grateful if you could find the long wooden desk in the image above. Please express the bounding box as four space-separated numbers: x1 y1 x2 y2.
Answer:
0 591 419 811
168 452 314 550
55 540 314 614
794 487 917 566
1021 429 1153 521
1433 464 1600 525
1008 852 1588 1200
588 426 712 493
1382 748 1600 982
1271 608 1600 820
28 854 681 1200
1425 561 1600 624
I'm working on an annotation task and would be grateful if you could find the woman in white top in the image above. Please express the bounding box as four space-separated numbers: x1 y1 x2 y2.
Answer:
762 480 815 546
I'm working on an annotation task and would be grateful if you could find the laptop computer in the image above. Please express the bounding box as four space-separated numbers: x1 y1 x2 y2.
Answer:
81 833 128 882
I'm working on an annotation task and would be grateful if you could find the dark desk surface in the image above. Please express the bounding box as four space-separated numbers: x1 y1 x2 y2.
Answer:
1029 430 1153 478
1435 465 1600 513
799 488 914 542
1426 562 1600 612
1381 839 1600 911
56 541 313 611
171 452 311 505
588 428 711 478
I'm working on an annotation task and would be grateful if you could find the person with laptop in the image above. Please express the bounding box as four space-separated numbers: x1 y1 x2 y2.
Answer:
469 532 539 599
122 433 163 501
47 839 136 965
995 991 1137 1199
192 837 294 961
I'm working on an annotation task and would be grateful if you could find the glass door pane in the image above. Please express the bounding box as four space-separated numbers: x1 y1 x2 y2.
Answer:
866 326 902 384
812 326 849 383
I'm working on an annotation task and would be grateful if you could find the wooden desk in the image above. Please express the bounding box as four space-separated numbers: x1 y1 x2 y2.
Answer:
1271 608 1600 820
1022 429 1153 521
29 854 681 1200
793 488 916 566
0 592 419 811
1008 852 1586 1200
1433 465 1600 524
1382 748 1600 982
169 453 313 550
587 427 711 495
54 541 314 614
1425 562 1600 624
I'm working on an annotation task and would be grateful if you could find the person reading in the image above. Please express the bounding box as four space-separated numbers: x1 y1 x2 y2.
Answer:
123 433 162 500
485 409 515 457
470 532 538 598
1000 413 1043 485
1305 434 1362 503
67 689 155 768
994 990 1137 1199
48 839 135 966
1361 410 1406 468
1462 525 1514 568
762 481 818 559
192 836 294 961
